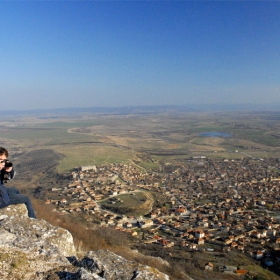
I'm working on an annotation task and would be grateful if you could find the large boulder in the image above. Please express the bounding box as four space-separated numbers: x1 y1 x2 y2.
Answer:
0 204 76 279
0 204 170 280
80 250 170 280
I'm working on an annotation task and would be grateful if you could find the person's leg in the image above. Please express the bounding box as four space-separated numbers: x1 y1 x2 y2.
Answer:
6 187 20 195
8 192 36 218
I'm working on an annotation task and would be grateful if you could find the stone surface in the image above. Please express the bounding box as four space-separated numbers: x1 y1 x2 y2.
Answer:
0 204 76 279
80 250 170 280
0 204 170 280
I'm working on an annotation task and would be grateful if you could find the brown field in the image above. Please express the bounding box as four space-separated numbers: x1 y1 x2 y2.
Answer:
1 111 280 174
1 110 280 187
2 110 280 280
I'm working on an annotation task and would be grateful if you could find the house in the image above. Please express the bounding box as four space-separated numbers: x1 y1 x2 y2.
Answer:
203 221 209 227
237 245 244 251
164 241 175 248
236 270 247 275
60 198 67 204
223 265 237 273
254 250 264 260
176 206 186 214
150 212 157 218
224 239 232 245
125 222 132 228
130 231 138 236
205 262 213 271
197 238 204 245
189 243 197 250
260 230 267 238
80 165 97 172
195 230 205 239
159 239 168 246
251 231 261 239
45 199 51 204
139 219 154 228
267 229 276 237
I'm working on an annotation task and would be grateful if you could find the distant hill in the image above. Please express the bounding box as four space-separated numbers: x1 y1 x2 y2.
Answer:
1 103 280 117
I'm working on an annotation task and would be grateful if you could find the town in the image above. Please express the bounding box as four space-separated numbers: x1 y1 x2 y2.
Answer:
46 157 280 275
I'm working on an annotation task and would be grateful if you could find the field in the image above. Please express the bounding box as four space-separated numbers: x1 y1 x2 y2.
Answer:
1 110 280 175
2 109 280 279
100 191 153 216
1 110 280 200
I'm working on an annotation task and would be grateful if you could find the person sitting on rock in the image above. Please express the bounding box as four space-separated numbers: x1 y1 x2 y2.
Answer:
0 147 36 218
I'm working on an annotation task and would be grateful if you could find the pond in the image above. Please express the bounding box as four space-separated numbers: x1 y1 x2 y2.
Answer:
199 132 231 138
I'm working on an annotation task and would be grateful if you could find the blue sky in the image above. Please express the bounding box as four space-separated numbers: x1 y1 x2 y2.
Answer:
1 1 280 111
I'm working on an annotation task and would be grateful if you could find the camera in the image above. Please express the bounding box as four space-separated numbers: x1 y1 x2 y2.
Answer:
5 160 13 168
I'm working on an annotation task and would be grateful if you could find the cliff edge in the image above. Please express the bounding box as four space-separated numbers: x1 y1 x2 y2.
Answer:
0 204 169 280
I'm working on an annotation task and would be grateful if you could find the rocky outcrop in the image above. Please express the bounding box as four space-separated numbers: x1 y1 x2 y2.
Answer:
0 204 76 279
0 204 170 280
79 250 170 280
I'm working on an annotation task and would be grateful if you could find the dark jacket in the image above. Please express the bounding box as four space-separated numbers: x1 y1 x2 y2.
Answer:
0 168 15 208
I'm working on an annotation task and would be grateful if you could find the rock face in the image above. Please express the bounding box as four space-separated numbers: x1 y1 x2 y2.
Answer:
79 250 170 280
0 204 76 279
0 204 170 280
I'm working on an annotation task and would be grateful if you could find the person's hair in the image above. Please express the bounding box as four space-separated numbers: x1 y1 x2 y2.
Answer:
0 147 8 157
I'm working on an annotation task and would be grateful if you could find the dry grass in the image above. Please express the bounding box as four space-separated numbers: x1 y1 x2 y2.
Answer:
54 144 134 172
32 199 128 252
32 198 174 278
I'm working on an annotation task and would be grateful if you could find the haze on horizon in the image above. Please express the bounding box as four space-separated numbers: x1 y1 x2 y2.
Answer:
1 1 280 111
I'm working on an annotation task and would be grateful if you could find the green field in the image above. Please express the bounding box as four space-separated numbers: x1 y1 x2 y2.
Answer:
1 111 280 173
2 110 280 280
100 191 153 216
56 145 134 172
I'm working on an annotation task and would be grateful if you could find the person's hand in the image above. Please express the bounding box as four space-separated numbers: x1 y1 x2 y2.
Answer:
5 167 13 173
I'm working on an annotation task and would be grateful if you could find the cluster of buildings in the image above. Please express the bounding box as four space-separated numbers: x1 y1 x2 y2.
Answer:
46 157 280 270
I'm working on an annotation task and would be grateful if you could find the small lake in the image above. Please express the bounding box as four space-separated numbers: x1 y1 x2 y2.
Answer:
199 131 231 138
